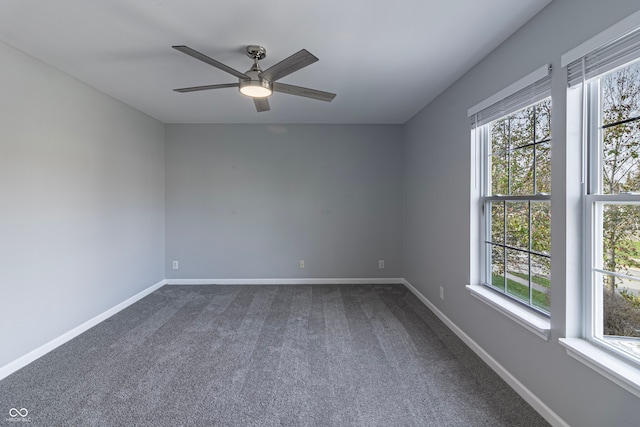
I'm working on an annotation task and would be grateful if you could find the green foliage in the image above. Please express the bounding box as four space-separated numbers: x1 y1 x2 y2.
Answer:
604 291 640 337
509 271 550 288
602 205 640 293
531 202 550 254
620 288 640 308
490 101 551 198
491 274 550 312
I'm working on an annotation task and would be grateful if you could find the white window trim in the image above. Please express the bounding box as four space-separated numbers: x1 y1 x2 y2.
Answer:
468 64 550 117
467 284 551 340
559 338 640 399
561 9 640 68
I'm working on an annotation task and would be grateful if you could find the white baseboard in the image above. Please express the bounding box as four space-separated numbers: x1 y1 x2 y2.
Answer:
0 279 166 381
401 279 569 427
165 278 405 285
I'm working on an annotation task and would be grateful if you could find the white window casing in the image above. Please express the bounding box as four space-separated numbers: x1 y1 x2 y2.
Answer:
469 65 553 337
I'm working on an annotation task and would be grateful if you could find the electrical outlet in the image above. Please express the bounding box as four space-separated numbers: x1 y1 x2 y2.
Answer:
378 260 385 269
299 260 305 269
439 286 444 300
172 260 179 270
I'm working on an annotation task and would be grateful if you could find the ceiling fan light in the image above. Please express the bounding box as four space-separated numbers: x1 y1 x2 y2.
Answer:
239 80 272 98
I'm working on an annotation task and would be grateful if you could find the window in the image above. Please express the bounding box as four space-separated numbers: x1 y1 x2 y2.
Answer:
559 12 640 397
469 65 552 318
585 59 640 363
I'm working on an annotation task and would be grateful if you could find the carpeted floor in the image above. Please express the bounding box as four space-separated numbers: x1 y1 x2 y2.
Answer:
0 284 549 426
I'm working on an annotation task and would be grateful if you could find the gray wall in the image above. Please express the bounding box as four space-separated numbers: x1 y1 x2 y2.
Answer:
165 124 403 279
403 0 640 426
0 41 166 368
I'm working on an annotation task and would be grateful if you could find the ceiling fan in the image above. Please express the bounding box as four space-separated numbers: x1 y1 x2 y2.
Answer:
172 45 336 112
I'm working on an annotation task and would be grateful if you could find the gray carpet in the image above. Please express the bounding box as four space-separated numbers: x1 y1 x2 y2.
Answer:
0 284 549 426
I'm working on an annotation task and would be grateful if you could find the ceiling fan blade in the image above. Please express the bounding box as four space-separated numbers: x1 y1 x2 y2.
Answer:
172 45 250 80
174 83 239 93
259 49 318 82
272 82 336 102
253 97 270 112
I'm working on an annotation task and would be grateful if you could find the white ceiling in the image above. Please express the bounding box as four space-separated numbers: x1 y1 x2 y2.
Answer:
0 0 551 124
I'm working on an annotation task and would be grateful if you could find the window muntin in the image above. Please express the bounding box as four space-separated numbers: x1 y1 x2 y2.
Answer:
587 60 640 362
482 99 552 314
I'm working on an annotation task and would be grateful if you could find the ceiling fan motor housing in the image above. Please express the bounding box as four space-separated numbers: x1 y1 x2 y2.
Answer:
239 67 272 97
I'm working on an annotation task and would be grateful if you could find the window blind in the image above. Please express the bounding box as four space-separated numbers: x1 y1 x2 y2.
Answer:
567 26 640 87
470 65 551 128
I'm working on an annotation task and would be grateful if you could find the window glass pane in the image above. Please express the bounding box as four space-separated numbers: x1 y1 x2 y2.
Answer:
490 244 505 291
490 201 504 244
510 145 535 195
600 272 640 360
536 141 551 194
509 107 534 149
506 201 529 250
601 61 640 127
535 100 551 142
601 123 640 194
599 61 640 195
491 153 508 196
602 204 640 279
490 119 509 196
491 120 509 154
531 254 551 312
506 248 530 303
531 201 551 255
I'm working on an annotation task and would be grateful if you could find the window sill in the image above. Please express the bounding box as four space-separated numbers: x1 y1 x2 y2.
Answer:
559 338 640 399
466 284 550 341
